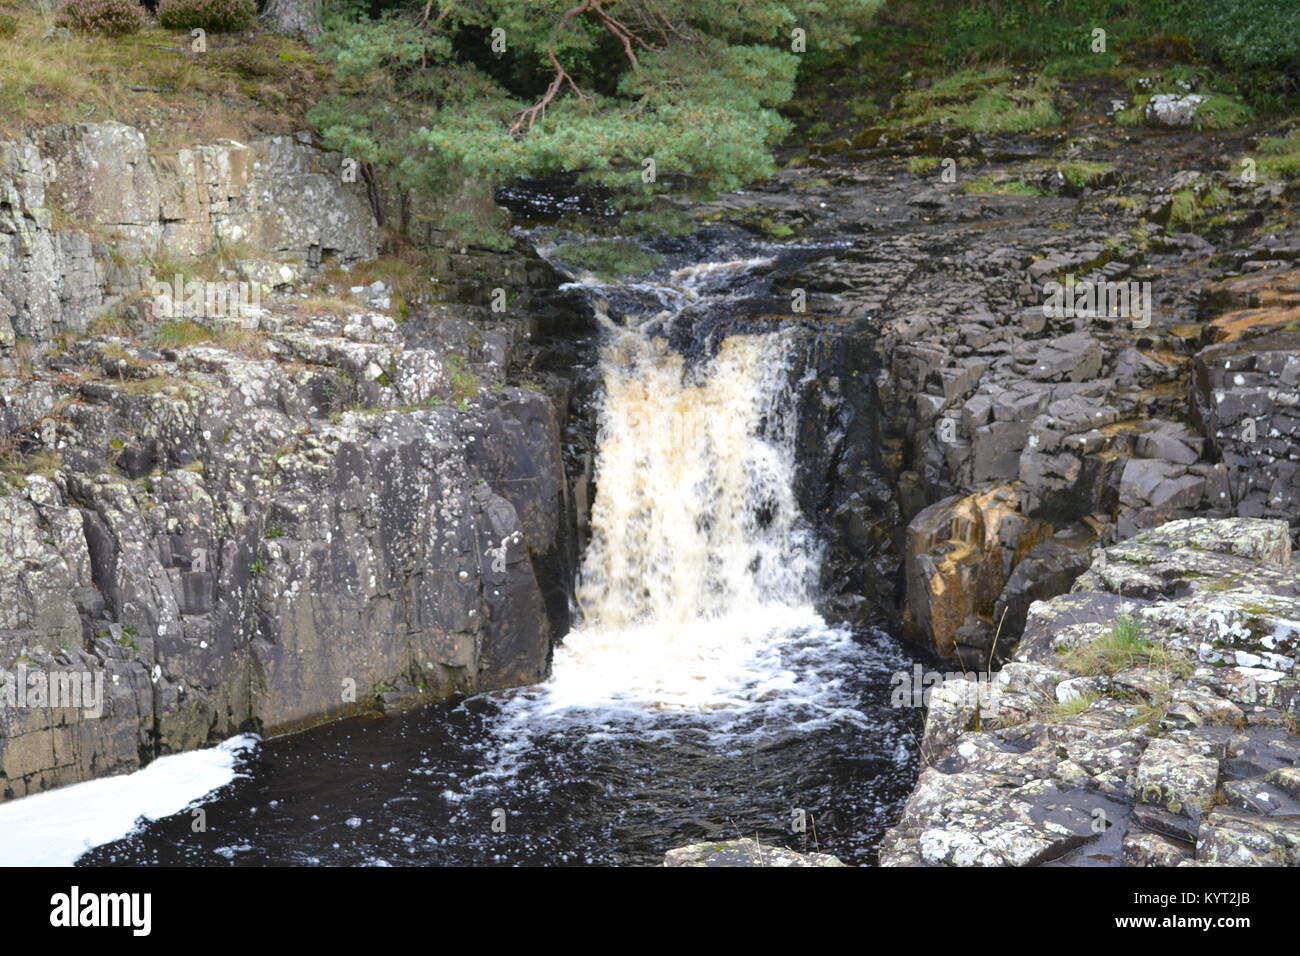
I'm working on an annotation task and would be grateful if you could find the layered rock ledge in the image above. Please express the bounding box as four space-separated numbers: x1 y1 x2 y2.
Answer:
879 517 1300 867
0 120 586 800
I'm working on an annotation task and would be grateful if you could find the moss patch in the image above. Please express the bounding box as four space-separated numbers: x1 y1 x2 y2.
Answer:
890 68 1060 134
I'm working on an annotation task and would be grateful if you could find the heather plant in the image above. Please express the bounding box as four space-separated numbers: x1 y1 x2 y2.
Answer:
157 0 255 33
56 0 145 37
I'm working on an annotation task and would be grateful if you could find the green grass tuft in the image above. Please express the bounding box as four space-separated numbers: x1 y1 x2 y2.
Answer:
1059 616 1189 676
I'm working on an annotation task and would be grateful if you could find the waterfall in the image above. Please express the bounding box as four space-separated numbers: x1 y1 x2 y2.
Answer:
577 308 817 629
448 249 907 815
527 258 831 715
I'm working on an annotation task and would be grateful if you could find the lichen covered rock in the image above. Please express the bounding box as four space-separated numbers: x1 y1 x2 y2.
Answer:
881 517 1300 867
0 245 581 801
663 839 847 867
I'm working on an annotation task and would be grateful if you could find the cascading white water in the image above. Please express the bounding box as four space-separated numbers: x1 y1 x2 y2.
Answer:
447 253 899 806
542 270 820 714
502 259 844 718
577 328 814 630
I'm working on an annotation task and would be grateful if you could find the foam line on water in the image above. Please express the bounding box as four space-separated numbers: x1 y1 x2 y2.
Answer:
0 734 258 866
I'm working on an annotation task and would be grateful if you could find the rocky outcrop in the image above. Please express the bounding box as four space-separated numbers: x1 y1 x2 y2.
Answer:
663 839 846 867
790 329 902 628
879 517 1300 867
1 122 378 350
903 483 1052 659
715 94 1300 659
1144 93 1208 128
0 122 587 801
684 74 1300 871
1191 270 1300 523
0 297 580 798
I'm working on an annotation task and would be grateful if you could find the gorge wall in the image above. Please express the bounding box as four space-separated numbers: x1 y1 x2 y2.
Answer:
0 121 588 799
702 107 1300 668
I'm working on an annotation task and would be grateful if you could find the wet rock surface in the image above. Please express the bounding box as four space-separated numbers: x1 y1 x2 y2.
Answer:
663 838 846 867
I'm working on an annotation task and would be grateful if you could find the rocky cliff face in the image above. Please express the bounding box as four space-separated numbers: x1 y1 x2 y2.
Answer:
705 93 1300 665
0 121 586 799
1 122 379 347
788 326 902 627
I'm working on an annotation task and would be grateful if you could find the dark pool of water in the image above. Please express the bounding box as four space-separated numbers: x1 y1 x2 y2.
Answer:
80 626 923 867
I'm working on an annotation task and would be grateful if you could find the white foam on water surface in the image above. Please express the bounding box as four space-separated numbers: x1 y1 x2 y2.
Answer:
0 734 258 866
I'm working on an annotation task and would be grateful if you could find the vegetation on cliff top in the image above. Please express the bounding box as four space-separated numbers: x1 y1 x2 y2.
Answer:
0 4 326 142
0 0 1298 244
308 0 882 216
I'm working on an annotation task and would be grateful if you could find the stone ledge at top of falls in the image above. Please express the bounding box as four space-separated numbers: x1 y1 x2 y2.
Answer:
662 839 847 867
879 516 1300 867
1 121 380 348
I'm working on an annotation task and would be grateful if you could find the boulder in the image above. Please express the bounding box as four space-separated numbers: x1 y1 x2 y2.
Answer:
1144 93 1207 128
904 483 1051 657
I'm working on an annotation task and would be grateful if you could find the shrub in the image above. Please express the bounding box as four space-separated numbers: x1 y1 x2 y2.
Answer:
56 0 146 37
157 0 255 33
1257 130 1300 182
550 239 664 281
0 13 18 39
1186 0 1300 75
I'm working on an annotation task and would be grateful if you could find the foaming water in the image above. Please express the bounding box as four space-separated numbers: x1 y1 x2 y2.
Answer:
72 248 923 867
578 332 814 632
446 258 903 812
0 735 257 866
474 264 827 731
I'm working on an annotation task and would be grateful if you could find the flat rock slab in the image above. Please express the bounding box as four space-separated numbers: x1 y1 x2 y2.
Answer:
663 840 846 867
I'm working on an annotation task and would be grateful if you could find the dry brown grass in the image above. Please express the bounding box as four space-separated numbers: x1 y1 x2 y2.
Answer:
0 442 62 485
210 323 267 357
0 11 330 148
294 293 359 316
313 243 444 311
